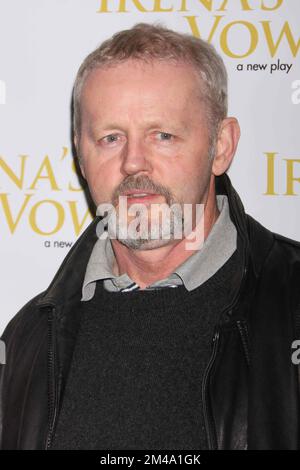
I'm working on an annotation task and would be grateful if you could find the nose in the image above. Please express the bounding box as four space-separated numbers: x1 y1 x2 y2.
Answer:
120 135 152 176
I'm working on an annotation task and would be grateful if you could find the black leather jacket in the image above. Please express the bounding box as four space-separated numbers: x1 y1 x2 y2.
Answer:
1 173 300 450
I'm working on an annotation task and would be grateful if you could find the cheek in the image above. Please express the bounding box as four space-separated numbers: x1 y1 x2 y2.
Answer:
189 145 212 179
170 153 208 185
176 152 211 199
83 159 120 204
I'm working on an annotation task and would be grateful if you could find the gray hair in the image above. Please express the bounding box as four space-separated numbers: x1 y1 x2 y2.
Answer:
73 23 228 153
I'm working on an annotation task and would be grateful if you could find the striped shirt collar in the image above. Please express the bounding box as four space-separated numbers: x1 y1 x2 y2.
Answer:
81 195 237 300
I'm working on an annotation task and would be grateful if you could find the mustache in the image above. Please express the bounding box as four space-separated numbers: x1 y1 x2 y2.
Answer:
112 175 173 205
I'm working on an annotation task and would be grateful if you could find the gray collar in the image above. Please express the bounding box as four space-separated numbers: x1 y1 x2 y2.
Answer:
81 195 237 300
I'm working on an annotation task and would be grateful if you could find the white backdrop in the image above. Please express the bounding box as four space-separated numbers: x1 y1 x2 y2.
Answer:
0 0 299 335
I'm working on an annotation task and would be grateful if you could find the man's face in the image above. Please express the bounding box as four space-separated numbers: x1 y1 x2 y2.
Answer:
76 59 214 249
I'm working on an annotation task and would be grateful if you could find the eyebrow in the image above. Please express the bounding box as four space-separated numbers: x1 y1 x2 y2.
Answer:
93 121 188 134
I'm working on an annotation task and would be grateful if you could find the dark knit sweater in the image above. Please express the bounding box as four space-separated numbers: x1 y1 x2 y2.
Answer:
51 244 242 450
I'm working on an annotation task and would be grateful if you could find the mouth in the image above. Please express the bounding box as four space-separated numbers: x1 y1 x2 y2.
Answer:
119 190 162 203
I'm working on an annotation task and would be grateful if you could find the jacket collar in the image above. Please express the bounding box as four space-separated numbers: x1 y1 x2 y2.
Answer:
37 173 274 309
215 173 274 279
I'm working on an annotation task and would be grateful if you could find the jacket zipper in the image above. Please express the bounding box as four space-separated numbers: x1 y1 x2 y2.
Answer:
202 329 220 450
236 320 250 366
45 306 58 450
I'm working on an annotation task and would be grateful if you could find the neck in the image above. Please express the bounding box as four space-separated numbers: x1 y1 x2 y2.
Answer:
111 177 219 289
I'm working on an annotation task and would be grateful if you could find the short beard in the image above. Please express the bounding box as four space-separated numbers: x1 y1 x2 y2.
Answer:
116 199 184 250
116 202 184 251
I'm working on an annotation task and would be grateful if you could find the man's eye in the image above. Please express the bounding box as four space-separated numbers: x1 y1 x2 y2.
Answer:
158 132 173 141
103 134 119 144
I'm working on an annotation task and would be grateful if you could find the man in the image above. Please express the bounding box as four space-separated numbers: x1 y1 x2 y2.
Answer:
1 23 300 450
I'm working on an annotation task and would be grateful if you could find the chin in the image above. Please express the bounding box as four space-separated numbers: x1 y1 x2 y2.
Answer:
118 237 174 251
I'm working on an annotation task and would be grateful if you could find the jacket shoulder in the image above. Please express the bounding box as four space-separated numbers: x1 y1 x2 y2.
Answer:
246 214 300 339
269 229 300 266
246 214 300 263
273 231 300 251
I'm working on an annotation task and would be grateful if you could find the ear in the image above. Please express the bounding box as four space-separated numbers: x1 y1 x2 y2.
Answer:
74 133 86 179
212 117 240 176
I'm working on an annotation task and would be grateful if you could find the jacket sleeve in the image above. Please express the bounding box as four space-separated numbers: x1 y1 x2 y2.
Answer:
0 294 44 449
